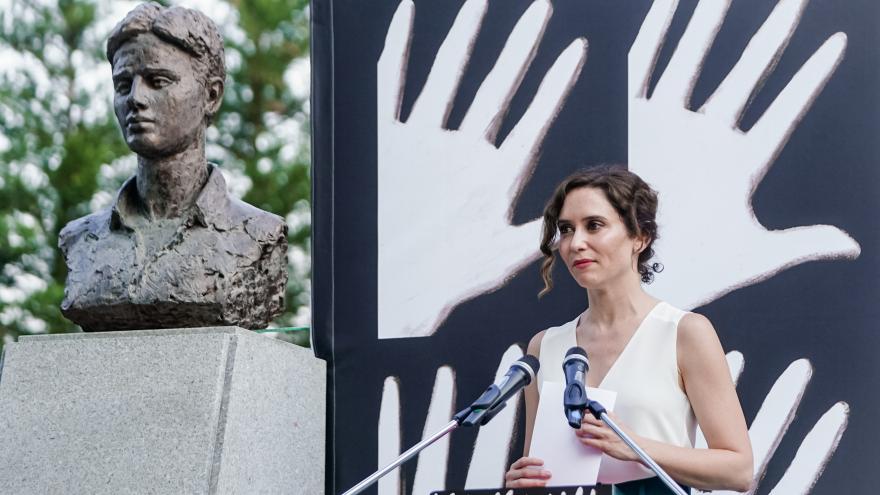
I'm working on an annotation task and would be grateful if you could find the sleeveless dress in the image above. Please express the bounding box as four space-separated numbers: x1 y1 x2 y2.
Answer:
537 301 695 494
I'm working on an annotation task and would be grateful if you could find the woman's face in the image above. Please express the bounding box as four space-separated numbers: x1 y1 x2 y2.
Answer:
557 187 643 289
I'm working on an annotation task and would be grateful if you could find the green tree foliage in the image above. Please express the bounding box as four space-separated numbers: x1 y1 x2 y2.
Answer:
0 0 128 345
215 0 312 346
0 0 312 351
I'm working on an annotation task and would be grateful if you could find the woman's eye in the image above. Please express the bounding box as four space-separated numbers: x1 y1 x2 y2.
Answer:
587 221 602 231
558 225 573 235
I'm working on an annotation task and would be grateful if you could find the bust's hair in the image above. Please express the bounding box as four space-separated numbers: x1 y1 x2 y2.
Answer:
539 165 661 296
106 3 225 89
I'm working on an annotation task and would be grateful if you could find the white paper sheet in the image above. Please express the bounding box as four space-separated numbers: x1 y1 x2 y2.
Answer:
529 382 653 487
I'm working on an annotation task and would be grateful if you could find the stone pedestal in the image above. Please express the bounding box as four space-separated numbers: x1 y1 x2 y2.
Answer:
0 327 325 494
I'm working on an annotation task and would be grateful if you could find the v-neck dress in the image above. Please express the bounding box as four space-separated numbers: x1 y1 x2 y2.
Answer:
536 301 696 490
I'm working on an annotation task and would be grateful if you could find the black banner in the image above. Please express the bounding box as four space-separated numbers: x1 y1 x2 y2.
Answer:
312 1 880 493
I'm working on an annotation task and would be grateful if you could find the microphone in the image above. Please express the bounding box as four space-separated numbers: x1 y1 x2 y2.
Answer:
455 355 540 427
563 346 590 428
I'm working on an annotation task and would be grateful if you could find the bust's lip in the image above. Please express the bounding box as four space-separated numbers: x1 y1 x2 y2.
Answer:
126 115 154 124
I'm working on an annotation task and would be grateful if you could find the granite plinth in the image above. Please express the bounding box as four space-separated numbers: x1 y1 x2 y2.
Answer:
0 327 325 494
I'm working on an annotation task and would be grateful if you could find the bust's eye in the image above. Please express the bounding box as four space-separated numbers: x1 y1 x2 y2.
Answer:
114 79 131 94
150 76 172 88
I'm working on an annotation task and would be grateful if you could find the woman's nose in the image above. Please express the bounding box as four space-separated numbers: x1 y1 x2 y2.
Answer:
572 228 589 250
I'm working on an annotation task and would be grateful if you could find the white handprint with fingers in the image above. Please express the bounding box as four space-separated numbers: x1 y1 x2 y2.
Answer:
693 353 848 495
627 0 854 490
377 346 524 495
377 0 587 339
628 0 861 310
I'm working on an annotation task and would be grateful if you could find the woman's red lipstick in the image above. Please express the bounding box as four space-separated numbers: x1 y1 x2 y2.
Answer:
573 259 594 268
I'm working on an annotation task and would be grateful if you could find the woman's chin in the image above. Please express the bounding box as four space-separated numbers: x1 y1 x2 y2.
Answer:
572 274 600 289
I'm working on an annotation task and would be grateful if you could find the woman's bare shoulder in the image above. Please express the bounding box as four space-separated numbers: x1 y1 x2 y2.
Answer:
678 312 718 342
527 329 548 358
677 311 726 370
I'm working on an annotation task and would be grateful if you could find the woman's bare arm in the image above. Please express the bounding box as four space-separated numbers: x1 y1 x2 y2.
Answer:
522 329 545 456
504 330 551 488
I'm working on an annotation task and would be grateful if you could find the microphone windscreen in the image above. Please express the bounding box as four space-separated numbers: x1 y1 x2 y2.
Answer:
563 346 590 371
565 346 588 358
518 354 540 377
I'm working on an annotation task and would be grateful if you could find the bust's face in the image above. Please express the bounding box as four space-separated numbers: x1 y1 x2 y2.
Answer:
112 32 207 158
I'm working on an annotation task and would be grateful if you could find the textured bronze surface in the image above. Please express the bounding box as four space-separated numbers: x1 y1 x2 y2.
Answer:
59 3 287 331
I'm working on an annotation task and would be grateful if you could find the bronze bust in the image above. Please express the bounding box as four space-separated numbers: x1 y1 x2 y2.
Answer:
59 3 287 331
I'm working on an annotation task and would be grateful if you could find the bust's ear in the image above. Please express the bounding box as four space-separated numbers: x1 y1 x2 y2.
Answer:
206 76 225 116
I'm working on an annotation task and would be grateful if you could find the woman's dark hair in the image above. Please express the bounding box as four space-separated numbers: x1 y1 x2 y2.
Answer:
539 165 661 296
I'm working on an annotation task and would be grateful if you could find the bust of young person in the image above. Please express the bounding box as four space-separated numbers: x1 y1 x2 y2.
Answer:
59 3 287 331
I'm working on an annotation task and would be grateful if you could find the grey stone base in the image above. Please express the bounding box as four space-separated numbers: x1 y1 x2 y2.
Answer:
0 327 325 494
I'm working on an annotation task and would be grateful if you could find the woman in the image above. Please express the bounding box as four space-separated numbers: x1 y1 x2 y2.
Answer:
505 167 753 493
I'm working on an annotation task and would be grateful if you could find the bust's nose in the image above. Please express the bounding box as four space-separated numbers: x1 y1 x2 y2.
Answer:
127 76 148 111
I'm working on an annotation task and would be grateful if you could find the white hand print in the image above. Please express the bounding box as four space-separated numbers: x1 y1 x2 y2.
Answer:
377 376 402 495
377 0 587 338
694 353 848 495
629 0 860 311
463 346 525 491
412 366 455 495
377 345 523 494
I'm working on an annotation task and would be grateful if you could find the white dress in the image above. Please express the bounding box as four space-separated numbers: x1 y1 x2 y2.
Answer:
537 301 697 484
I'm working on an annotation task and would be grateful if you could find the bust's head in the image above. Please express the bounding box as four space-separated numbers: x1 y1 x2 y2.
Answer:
107 3 225 159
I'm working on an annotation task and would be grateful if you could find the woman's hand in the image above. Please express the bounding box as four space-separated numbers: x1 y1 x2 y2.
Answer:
504 457 551 488
576 413 641 462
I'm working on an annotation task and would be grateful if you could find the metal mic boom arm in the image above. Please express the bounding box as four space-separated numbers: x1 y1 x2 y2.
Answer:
454 383 508 427
583 400 688 495
341 356 539 495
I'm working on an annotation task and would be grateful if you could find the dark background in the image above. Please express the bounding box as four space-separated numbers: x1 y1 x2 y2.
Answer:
312 1 880 493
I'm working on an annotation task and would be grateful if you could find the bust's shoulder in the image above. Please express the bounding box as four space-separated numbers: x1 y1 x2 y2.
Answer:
226 197 287 244
59 209 111 252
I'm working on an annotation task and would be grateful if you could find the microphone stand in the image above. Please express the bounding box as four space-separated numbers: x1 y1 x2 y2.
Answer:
584 399 687 495
340 390 509 495
340 419 459 495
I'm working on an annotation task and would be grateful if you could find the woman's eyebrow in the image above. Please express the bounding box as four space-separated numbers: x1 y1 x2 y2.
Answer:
582 215 607 222
559 215 606 223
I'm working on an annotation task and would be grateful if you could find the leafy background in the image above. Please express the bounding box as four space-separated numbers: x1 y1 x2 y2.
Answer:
0 0 313 350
